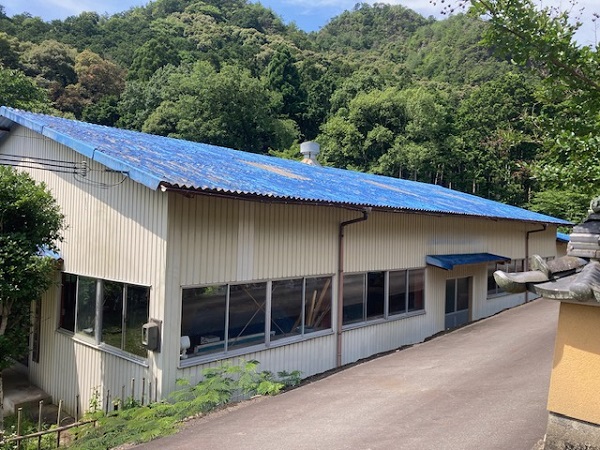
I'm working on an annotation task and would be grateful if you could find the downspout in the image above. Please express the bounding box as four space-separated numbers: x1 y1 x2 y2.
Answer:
525 224 547 302
337 208 371 367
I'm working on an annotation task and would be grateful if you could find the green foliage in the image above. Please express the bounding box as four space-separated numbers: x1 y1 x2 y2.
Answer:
453 71 541 204
266 46 305 122
404 14 510 85
528 189 589 224
0 32 20 69
0 0 578 209
68 360 300 449
131 61 298 152
128 37 181 82
21 40 78 86
461 0 600 202
0 167 64 371
317 3 432 52
0 68 50 111
0 414 55 450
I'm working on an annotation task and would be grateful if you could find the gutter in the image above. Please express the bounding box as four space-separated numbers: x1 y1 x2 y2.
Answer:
336 208 371 367
525 224 547 302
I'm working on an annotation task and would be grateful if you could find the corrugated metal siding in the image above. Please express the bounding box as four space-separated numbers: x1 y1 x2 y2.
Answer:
169 195 340 285
3 127 168 414
342 314 435 366
177 335 337 388
162 195 559 395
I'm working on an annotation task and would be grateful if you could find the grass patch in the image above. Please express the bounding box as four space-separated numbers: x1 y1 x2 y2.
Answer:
67 360 301 450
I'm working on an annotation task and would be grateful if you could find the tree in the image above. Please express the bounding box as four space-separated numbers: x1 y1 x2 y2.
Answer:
451 0 600 218
266 46 305 124
319 85 451 182
21 40 78 86
453 71 541 204
0 67 50 111
128 37 181 82
0 167 64 430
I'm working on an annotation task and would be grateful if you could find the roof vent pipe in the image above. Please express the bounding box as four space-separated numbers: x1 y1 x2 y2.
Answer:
300 141 321 166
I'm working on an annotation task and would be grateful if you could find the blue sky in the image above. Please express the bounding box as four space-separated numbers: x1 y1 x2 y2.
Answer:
2 0 598 45
0 0 441 32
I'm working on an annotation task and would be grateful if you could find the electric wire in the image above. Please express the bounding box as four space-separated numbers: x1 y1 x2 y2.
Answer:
0 155 128 188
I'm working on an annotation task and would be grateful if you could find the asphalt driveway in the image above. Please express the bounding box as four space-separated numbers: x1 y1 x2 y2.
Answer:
138 298 558 450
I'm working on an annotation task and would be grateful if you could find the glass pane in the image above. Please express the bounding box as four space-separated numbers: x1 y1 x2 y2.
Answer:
343 274 364 325
305 277 332 332
445 279 456 314
228 283 267 350
408 269 425 312
389 270 407 315
124 285 150 357
515 259 524 273
102 281 124 350
181 285 227 356
271 279 303 340
456 278 470 311
366 272 384 320
487 264 497 295
76 277 97 339
60 273 77 332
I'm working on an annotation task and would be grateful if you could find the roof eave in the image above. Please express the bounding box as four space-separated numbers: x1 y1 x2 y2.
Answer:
159 183 572 226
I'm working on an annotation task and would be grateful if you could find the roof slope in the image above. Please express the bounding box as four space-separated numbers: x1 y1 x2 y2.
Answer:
0 107 570 225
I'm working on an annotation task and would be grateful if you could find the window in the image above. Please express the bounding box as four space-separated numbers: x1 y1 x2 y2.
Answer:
342 272 385 325
488 263 504 297
59 273 150 358
408 269 425 312
181 276 333 359
228 283 267 351
343 268 425 326
487 259 525 297
389 270 407 315
389 269 425 316
60 273 77 332
271 277 331 340
181 285 227 355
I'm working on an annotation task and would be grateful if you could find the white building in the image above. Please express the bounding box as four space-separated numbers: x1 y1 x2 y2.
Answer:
0 107 568 415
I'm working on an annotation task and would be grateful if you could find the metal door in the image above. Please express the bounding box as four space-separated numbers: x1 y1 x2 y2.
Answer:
445 277 471 329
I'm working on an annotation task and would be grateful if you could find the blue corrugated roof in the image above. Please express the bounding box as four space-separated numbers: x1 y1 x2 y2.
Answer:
426 253 510 270
557 232 570 242
0 107 571 225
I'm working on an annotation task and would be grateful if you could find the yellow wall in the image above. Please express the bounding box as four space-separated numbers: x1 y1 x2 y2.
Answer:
548 302 600 425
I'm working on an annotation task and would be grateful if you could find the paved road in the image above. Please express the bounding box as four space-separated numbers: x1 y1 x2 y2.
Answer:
138 299 558 450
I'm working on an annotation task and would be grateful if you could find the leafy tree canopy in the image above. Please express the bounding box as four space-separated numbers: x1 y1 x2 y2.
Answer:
453 0 600 219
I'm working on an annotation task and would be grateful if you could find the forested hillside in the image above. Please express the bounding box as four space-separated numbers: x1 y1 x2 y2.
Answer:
0 1 569 216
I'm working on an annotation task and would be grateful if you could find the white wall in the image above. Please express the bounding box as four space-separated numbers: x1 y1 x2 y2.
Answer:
164 194 558 392
2 126 168 414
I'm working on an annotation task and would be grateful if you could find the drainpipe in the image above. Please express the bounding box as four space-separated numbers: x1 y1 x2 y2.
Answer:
525 224 547 302
337 208 371 367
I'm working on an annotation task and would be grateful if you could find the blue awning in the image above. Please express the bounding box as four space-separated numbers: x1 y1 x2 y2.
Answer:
426 253 510 271
37 246 62 261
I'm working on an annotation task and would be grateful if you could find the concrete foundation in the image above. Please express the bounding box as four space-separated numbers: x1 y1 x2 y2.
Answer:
545 412 600 450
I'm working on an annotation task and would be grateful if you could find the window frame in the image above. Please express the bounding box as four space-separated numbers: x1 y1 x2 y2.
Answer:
180 275 334 365
487 258 526 298
58 272 150 361
342 267 426 328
